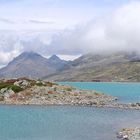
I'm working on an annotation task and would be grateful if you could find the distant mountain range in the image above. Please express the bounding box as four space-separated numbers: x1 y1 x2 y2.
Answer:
0 51 69 79
0 51 140 82
45 52 140 82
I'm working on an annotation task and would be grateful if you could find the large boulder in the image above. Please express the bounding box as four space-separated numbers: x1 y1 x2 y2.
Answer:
14 80 30 88
0 88 15 99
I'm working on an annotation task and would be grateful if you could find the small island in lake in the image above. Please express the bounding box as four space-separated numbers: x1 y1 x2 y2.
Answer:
0 78 140 109
0 78 117 106
0 78 140 110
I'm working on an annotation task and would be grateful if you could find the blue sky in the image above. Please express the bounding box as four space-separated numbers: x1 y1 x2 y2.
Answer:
0 0 140 67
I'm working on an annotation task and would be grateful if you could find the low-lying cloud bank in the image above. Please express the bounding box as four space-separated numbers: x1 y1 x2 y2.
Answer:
0 1 140 67
46 1 140 55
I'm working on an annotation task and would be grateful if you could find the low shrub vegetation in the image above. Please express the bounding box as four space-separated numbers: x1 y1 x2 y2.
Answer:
0 82 12 90
65 87 72 91
0 82 23 93
8 85 23 93
36 82 44 87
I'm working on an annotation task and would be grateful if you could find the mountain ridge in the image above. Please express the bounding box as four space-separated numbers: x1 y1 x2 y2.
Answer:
0 51 140 81
0 51 69 79
45 52 140 82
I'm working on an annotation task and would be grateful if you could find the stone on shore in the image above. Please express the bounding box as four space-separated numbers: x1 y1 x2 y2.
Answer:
117 127 140 140
14 80 30 88
0 88 15 100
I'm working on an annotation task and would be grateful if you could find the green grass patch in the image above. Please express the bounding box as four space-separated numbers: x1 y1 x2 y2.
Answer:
65 87 72 91
36 82 44 86
0 83 12 90
8 85 23 93
0 82 23 93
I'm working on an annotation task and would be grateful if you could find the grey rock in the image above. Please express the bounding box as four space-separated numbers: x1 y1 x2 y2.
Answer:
0 88 15 99
14 80 30 88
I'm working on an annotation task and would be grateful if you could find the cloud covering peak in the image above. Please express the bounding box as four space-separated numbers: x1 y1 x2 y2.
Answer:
0 0 140 67
45 1 140 55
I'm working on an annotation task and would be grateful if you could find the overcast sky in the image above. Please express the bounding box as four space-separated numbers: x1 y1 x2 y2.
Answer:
0 0 140 67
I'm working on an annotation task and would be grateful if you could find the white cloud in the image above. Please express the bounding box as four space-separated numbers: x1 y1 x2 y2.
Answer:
45 1 140 55
1 1 140 67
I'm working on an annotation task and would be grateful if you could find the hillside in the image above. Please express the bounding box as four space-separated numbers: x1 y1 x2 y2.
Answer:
0 52 69 79
45 52 140 82
0 51 140 82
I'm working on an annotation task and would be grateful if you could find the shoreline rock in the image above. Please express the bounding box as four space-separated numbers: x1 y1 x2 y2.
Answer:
117 128 140 140
1 78 140 110
0 78 117 107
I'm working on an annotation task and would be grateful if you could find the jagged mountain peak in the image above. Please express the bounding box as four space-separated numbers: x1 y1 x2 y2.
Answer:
8 51 45 66
0 52 69 78
49 55 60 61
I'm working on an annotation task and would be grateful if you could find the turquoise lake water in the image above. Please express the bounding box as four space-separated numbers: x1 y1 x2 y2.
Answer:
59 82 140 103
0 105 140 140
0 82 140 140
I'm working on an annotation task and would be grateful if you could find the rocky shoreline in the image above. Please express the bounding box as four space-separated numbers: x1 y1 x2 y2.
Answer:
117 128 140 140
0 78 117 106
103 103 140 110
1 78 140 110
